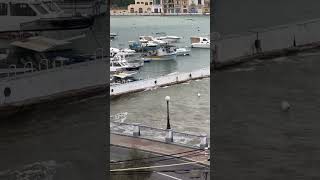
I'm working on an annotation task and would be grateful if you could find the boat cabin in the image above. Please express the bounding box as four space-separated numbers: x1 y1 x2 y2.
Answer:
191 37 210 43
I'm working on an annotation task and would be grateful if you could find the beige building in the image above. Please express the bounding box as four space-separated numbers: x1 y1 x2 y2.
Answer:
128 0 154 13
111 8 128 15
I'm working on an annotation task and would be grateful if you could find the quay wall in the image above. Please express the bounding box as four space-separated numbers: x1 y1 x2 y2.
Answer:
110 68 209 96
214 18 320 68
0 60 107 109
110 12 209 16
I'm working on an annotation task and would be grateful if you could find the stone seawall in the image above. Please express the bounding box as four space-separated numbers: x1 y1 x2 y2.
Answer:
213 18 320 68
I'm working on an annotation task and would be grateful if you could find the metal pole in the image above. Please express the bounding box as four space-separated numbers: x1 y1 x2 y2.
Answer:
166 100 171 129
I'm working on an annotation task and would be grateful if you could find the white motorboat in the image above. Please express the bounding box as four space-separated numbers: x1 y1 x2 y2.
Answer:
190 37 210 48
112 51 144 70
110 33 118 39
175 47 191 56
156 36 181 43
110 47 120 58
139 36 154 43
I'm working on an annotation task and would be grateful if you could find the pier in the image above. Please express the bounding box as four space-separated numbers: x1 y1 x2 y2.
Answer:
110 67 210 96
111 134 210 166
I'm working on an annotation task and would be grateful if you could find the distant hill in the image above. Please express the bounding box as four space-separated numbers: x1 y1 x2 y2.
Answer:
111 0 135 8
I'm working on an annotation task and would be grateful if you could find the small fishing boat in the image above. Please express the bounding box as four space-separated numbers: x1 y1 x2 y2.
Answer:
112 51 144 70
111 71 139 85
110 33 118 39
129 41 160 52
145 47 177 61
110 47 120 57
175 47 191 56
190 37 210 48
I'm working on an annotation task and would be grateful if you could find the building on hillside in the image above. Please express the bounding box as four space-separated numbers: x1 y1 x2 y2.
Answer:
188 0 204 13
152 0 162 13
128 0 154 13
180 0 189 13
202 0 210 14
162 0 174 13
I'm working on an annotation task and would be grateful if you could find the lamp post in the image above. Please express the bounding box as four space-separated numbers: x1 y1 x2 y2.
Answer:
165 96 171 129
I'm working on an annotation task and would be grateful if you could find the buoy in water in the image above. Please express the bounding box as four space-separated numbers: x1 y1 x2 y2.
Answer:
281 101 290 111
197 93 201 97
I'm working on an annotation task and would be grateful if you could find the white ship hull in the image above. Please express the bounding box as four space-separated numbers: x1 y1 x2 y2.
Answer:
0 59 107 115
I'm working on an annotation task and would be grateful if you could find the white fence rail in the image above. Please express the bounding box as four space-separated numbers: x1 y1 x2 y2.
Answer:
111 121 210 149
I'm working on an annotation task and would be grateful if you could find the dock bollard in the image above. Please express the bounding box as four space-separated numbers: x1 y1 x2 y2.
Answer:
165 129 173 143
133 124 140 137
200 134 208 149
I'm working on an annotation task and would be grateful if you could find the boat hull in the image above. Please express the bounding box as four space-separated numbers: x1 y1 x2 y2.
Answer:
191 43 210 48
20 16 95 32
0 59 107 116
146 54 177 61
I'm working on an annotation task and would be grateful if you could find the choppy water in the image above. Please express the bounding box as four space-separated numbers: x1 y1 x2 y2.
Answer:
110 16 210 136
213 1 320 178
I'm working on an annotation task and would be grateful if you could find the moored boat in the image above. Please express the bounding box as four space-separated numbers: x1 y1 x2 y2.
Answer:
144 47 177 61
190 37 210 48
175 47 191 56
156 35 181 43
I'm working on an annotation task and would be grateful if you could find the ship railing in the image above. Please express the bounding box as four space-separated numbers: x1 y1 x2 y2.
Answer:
111 120 210 149
24 62 34 73
7 64 17 77
2 48 108 80
39 59 49 70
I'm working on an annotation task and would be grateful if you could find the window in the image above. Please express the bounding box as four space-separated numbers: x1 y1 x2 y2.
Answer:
130 8 134 13
138 8 143 13
198 0 202 5
137 2 140 4
43 2 58 12
0 3 8 16
145 2 148 5
141 2 144 4
150 2 152 5
10 3 37 16
33 4 49 14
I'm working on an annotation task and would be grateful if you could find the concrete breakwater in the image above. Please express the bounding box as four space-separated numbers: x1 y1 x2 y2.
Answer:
110 67 210 97
213 18 320 68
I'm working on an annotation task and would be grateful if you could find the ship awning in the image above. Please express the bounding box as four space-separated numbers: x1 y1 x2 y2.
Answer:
113 73 130 79
10 36 71 52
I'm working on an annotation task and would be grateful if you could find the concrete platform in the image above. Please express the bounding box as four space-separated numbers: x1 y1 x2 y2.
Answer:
110 134 210 166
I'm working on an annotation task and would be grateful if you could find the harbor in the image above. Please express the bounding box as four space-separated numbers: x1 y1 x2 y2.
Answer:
108 13 211 179
110 15 210 139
